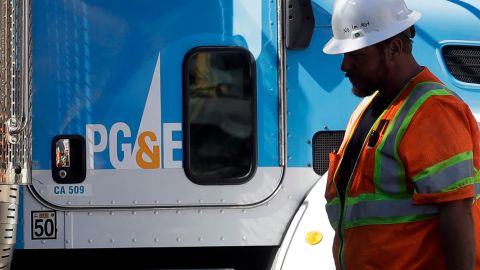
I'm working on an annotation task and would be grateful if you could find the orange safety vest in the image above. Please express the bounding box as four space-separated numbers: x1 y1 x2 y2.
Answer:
326 68 480 270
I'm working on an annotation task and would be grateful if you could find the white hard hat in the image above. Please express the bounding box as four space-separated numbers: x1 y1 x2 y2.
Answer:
323 0 421 55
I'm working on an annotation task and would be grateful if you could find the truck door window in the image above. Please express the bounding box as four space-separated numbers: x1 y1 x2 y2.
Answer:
183 47 257 185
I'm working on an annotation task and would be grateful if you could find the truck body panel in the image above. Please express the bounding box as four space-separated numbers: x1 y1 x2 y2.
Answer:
0 0 478 269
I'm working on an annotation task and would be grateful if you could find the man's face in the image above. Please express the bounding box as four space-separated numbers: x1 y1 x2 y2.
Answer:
341 44 388 97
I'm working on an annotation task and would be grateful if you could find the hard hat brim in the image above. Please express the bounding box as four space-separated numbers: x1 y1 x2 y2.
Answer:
323 11 421 55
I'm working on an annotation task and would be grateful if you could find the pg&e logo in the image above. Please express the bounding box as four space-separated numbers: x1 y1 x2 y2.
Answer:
86 122 182 170
85 55 182 170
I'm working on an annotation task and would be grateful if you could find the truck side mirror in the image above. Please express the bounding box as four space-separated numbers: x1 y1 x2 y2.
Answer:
286 0 315 50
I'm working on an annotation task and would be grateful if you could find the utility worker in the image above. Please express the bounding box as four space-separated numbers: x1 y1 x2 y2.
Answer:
323 0 480 269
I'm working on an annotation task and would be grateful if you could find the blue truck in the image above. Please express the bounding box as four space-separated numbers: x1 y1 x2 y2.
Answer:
0 0 479 269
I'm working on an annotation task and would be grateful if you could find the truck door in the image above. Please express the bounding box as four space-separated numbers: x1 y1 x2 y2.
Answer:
30 0 282 208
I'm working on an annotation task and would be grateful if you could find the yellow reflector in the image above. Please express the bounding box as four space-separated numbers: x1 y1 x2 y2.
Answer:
305 231 323 245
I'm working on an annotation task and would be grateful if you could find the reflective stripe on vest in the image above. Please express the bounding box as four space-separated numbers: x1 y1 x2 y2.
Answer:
326 194 439 229
343 196 439 229
326 198 340 230
374 82 452 194
413 151 474 194
475 169 480 199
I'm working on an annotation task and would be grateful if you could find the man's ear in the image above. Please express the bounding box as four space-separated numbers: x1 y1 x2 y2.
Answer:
387 37 403 60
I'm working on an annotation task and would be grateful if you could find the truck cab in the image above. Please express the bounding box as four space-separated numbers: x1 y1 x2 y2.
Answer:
0 0 479 269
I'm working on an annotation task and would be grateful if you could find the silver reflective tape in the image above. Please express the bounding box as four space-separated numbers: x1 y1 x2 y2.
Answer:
415 159 474 194
379 83 448 193
475 183 480 195
344 198 439 223
326 203 341 226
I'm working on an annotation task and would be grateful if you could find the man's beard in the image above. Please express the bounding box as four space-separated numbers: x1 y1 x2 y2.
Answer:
352 86 377 97
350 53 388 98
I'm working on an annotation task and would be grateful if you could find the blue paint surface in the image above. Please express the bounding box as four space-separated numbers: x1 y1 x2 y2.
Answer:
285 0 480 167
32 0 279 169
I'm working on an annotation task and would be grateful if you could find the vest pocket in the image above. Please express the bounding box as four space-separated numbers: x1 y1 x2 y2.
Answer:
326 152 341 199
361 147 376 185
345 147 377 197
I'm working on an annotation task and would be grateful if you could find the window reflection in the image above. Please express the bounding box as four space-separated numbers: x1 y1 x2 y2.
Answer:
55 139 71 168
185 48 256 184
